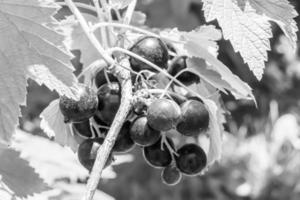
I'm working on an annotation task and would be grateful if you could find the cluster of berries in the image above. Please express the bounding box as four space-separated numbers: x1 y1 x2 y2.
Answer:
59 36 209 185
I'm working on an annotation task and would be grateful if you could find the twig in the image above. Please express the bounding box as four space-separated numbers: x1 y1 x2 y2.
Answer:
64 1 133 200
123 0 137 24
57 2 96 13
84 59 132 200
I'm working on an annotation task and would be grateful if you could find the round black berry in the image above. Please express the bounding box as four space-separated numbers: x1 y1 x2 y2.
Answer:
130 36 169 72
130 116 161 146
161 165 182 186
113 121 135 153
77 138 112 171
175 144 207 176
95 69 118 88
72 120 94 138
96 82 121 125
168 56 199 85
176 100 209 136
147 99 181 131
59 84 98 123
143 137 175 168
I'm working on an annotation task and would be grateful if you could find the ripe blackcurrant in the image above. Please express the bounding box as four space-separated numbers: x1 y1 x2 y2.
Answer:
72 120 94 138
77 138 112 171
130 116 161 146
95 70 118 88
129 36 169 72
147 99 181 131
113 121 135 153
143 137 174 168
175 144 207 176
161 165 182 186
176 100 209 136
96 82 121 125
168 56 199 85
59 84 98 123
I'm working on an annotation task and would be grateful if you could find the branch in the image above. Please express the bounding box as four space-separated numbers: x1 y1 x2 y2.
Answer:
84 59 132 200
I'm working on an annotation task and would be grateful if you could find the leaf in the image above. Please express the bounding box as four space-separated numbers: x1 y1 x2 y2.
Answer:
62 15 104 67
246 0 298 50
0 0 77 144
0 148 49 197
40 99 79 151
185 41 254 100
202 0 273 80
130 11 146 26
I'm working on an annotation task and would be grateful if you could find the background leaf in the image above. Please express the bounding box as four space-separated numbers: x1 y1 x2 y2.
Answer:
0 0 77 144
0 148 49 197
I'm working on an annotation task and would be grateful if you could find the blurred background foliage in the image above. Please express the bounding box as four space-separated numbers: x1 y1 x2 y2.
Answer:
20 0 300 199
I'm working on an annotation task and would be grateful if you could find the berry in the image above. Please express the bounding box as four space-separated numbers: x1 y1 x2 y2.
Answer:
130 116 161 146
95 70 118 88
168 56 199 85
72 120 94 138
143 137 174 168
147 99 181 131
175 144 207 176
59 84 98 123
129 36 169 72
77 138 112 171
161 165 182 186
113 121 135 153
96 82 121 125
176 100 209 136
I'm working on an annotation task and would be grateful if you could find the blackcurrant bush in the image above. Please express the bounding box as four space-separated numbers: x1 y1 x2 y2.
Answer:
59 84 98 123
130 116 161 146
168 56 199 85
161 165 182 186
176 100 209 136
129 36 169 72
147 99 181 131
95 70 118 88
143 137 174 168
113 121 135 153
72 120 94 138
96 82 121 125
175 144 207 176
77 138 112 171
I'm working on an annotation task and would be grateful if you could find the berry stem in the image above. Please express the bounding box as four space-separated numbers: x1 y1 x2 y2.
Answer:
123 0 137 24
108 47 206 100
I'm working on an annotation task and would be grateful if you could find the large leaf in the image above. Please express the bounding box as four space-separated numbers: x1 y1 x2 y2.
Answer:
202 0 273 80
40 99 79 151
0 0 77 144
0 148 49 197
247 0 298 50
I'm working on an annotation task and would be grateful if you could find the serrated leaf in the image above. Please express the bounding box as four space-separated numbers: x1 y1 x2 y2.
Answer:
0 148 49 197
247 0 298 50
40 99 78 151
0 0 77 144
63 15 104 67
202 0 273 79
185 41 254 100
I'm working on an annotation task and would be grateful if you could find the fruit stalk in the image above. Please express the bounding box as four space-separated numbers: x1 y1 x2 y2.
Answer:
85 59 132 200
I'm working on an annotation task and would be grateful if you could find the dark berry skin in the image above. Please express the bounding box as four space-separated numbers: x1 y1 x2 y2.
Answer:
95 70 118 88
143 137 174 168
147 99 181 131
113 121 135 153
161 165 182 186
96 82 121 125
168 56 200 85
59 84 98 123
77 138 112 171
72 120 94 138
130 116 161 146
130 36 169 72
176 100 209 136
175 144 207 176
